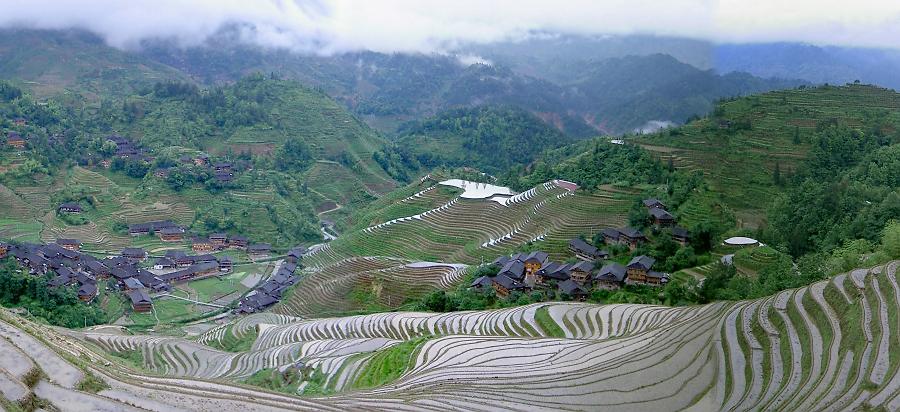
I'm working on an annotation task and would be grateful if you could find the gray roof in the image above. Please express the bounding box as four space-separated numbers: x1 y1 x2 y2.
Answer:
594 263 626 282
569 261 595 273
672 227 689 238
492 274 526 290
127 289 152 305
470 276 494 288
643 198 666 208
498 260 526 280
627 255 656 270
649 208 675 219
601 228 620 239
619 227 644 239
524 251 549 264
558 279 588 296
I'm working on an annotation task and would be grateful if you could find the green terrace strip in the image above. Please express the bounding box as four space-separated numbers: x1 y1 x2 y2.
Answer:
350 336 431 391
534 306 566 338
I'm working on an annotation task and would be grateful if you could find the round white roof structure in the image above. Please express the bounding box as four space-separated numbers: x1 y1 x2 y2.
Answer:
724 236 759 246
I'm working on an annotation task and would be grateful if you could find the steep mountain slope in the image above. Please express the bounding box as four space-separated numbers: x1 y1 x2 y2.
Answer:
4 261 900 410
388 106 584 174
0 29 188 101
630 83 900 223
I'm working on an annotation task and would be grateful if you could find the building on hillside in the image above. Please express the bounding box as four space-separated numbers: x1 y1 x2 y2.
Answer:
219 256 233 272
626 255 668 286
286 246 308 264
601 228 621 245
568 261 594 285
229 235 248 249
214 170 234 183
123 277 144 291
642 198 666 209
558 279 589 300
6 132 25 149
121 248 146 263
497 260 526 282
248 243 271 257
470 276 494 289
619 227 646 250
649 208 676 227
0 242 8 259
492 274 527 298
213 162 233 172
194 153 209 166
127 289 153 313
159 262 219 283
593 263 627 290
153 257 176 270
77 283 98 302
209 233 228 248
535 262 571 285
13 118 26 126
56 239 82 251
568 238 609 261
128 220 179 237
523 251 549 274
192 237 215 253
157 227 185 242
153 167 171 179
57 202 83 214
672 227 690 246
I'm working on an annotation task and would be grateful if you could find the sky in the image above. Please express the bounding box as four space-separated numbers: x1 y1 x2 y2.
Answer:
0 0 899 53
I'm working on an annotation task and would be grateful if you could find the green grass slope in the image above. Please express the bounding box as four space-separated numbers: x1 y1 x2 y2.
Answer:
632 83 900 223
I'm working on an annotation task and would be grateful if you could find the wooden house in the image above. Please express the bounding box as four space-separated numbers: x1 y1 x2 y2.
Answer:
219 256 233 272
6 132 25 149
601 228 621 245
128 289 153 313
649 208 676 227
153 257 176 270
192 237 215 253
123 277 145 291
158 227 185 242
593 263 626 290
194 153 209 166
209 233 228 248
558 279 588 300
491 274 527 298
642 198 666 209
13 118 26 126
56 238 82 251
248 243 271 257
568 238 609 261
0 242 8 259
568 261 594 285
77 283 98 302
57 202 83 214
522 251 548 284
672 227 690 246
626 256 668 286
229 235 248 249
619 227 646 250
535 262 571 285
121 248 146 262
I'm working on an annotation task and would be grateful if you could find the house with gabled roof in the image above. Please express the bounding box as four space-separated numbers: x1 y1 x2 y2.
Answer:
192 237 215 253
643 198 666 209
618 227 646 250
558 279 589 300
78 283 98 302
594 263 627 290
626 255 668 286
6 131 25 149
57 202 83 214
568 238 609 261
672 227 690 246
56 238 82 251
568 261 595 285
128 289 153 313
492 274 527 298
649 208 676 227
535 262 571 285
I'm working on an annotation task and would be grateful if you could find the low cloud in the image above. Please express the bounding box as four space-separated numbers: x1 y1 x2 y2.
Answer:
0 0 898 53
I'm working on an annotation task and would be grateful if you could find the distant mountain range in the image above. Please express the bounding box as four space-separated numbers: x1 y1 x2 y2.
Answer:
0 29 809 135
464 34 900 90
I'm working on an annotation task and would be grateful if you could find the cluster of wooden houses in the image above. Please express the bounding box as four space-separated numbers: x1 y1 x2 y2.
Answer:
0 241 172 312
472 239 668 300
236 246 305 313
5 131 26 149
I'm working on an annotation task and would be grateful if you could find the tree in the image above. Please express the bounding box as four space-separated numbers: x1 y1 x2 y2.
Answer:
773 162 783 186
883 220 900 259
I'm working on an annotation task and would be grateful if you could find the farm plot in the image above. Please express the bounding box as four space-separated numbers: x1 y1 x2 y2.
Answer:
9 261 900 411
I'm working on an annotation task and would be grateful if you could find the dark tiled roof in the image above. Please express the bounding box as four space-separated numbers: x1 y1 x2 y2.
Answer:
470 276 494 288
643 198 666 208
127 289 152 305
627 255 656 270
672 227 690 238
492 274 526 290
649 208 675 219
601 228 620 239
499 260 526 280
594 263 627 282
619 227 644 239
558 279 588 296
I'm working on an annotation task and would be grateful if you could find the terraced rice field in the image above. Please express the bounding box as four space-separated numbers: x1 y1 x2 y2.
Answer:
8 260 886 410
632 84 900 216
284 179 629 315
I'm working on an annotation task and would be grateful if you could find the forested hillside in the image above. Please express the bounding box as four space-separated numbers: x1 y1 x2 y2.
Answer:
378 106 581 175
0 75 398 250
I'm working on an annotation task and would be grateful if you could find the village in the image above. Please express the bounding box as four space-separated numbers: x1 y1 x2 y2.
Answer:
0 220 308 321
472 198 690 300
